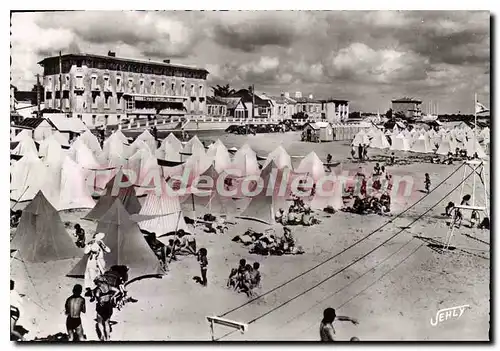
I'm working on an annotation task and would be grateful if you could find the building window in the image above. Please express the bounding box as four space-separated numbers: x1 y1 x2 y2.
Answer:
128 78 134 93
104 76 110 91
91 76 98 90
191 84 195 96
181 83 185 96
77 60 82 67
46 91 52 100
117 115 121 122
116 77 122 92
199 85 203 96
139 79 145 94
161 81 166 94
92 115 96 125
65 75 70 90
150 81 155 94
171 82 175 96
104 115 109 125
75 75 84 89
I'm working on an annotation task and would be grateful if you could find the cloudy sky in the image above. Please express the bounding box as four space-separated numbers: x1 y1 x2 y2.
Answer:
11 11 489 113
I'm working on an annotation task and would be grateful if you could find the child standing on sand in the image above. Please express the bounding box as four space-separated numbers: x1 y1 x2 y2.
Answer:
424 173 431 193
197 248 208 287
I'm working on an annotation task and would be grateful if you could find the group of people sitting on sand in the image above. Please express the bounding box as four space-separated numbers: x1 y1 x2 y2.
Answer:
233 227 304 256
227 259 262 297
146 229 197 271
342 164 392 216
202 214 229 234
275 197 320 226
430 149 481 165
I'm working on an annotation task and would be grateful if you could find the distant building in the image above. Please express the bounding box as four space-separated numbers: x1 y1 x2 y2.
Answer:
221 97 247 118
320 99 349 123
267 92 297 119
206 96 228 117
392 97 422 118
228 89 272 118
38 52 209 127
12 118 54 143
293 92 323 120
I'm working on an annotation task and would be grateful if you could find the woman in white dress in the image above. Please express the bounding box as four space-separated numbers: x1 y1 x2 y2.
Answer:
84 232 111 290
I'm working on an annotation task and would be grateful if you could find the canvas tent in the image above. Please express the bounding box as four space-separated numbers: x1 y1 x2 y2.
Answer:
206 139 231 173
294 151 325 182
136 130 157 152
163 133 183 152
11 191 82 263
230 144 260 177
78 130 102 155
137 182 189 239
436 135 457 155
369 130 390 149
156 141 181 162
41 156 95 211
465 137 487 159
11 153 48 202
12 134 38 157
39 136 65 166
390 133 411 152
351 130 370 147
68 199 164 280
84 170 142 221
262 145 292 170
410 134 433 153
181 135 205 157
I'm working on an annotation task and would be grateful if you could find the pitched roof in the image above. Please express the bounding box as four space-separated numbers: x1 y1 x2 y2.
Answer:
47 116 88 133
206 96 228 106
15 118 52 129
306 121 331 130
268 95 297 104
221 97 246 110
294 96 321 104
228 89 271 107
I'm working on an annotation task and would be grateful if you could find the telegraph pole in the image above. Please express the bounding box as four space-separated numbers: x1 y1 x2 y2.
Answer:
36 74 41 118
59 51 63 111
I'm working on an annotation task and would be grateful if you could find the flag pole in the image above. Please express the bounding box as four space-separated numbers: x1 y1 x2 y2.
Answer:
473 92 477 207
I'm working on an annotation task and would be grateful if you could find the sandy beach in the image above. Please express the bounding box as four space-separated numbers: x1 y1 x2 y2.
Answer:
11 131 490 341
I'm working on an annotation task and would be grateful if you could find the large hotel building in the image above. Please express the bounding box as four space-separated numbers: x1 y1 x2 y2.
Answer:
38 52 209 127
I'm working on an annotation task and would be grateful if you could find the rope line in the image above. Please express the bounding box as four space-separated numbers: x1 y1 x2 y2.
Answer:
278 236 417 329
215 164 474 341
218 162 464 319
299 243 425 336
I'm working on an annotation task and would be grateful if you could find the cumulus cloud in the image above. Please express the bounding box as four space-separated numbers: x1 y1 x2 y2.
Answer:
10 10 490 113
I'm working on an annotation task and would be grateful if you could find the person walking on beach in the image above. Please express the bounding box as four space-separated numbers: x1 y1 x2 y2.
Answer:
319 308 359 341
65 284 86 341
84 233 111 293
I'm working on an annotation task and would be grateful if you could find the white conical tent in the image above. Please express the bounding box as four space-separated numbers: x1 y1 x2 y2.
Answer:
11 153 48 202
480 127 490 144
351 130 370 146
164 133 183 151
12 135 38 157
369 130 390 149
51 131 70 147
180 153 212 186
12 129 33 142
392 125 400 134
137 182 189 239
295 151 325 182
137 130 157 152
390 133 411 151
156 141 181 162
465 137 487 159
263 145 292 170
436 135 457 155
410 134 433 153
127 139 152 159
231 144 260 177
111 129 129 144
39 136 66 167
68 139 101 169
78 130 102 155
181 135 205 157
127 148 161 187
101 133 129 161
41 156 95 211
206 140 231 173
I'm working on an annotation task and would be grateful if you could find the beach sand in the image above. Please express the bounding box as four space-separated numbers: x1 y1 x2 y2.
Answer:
11 131 490 341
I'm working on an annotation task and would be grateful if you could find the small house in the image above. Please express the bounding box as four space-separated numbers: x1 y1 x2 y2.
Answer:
11 118 54 143
303 122 334 142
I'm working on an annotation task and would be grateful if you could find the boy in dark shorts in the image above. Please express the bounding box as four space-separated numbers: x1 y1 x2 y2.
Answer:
65 284 86 341
94 277 119 341
197 248 208 287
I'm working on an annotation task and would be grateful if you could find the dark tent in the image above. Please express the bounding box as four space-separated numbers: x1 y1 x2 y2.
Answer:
84 169 141 221
68 198 164 279
11 191 81 263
